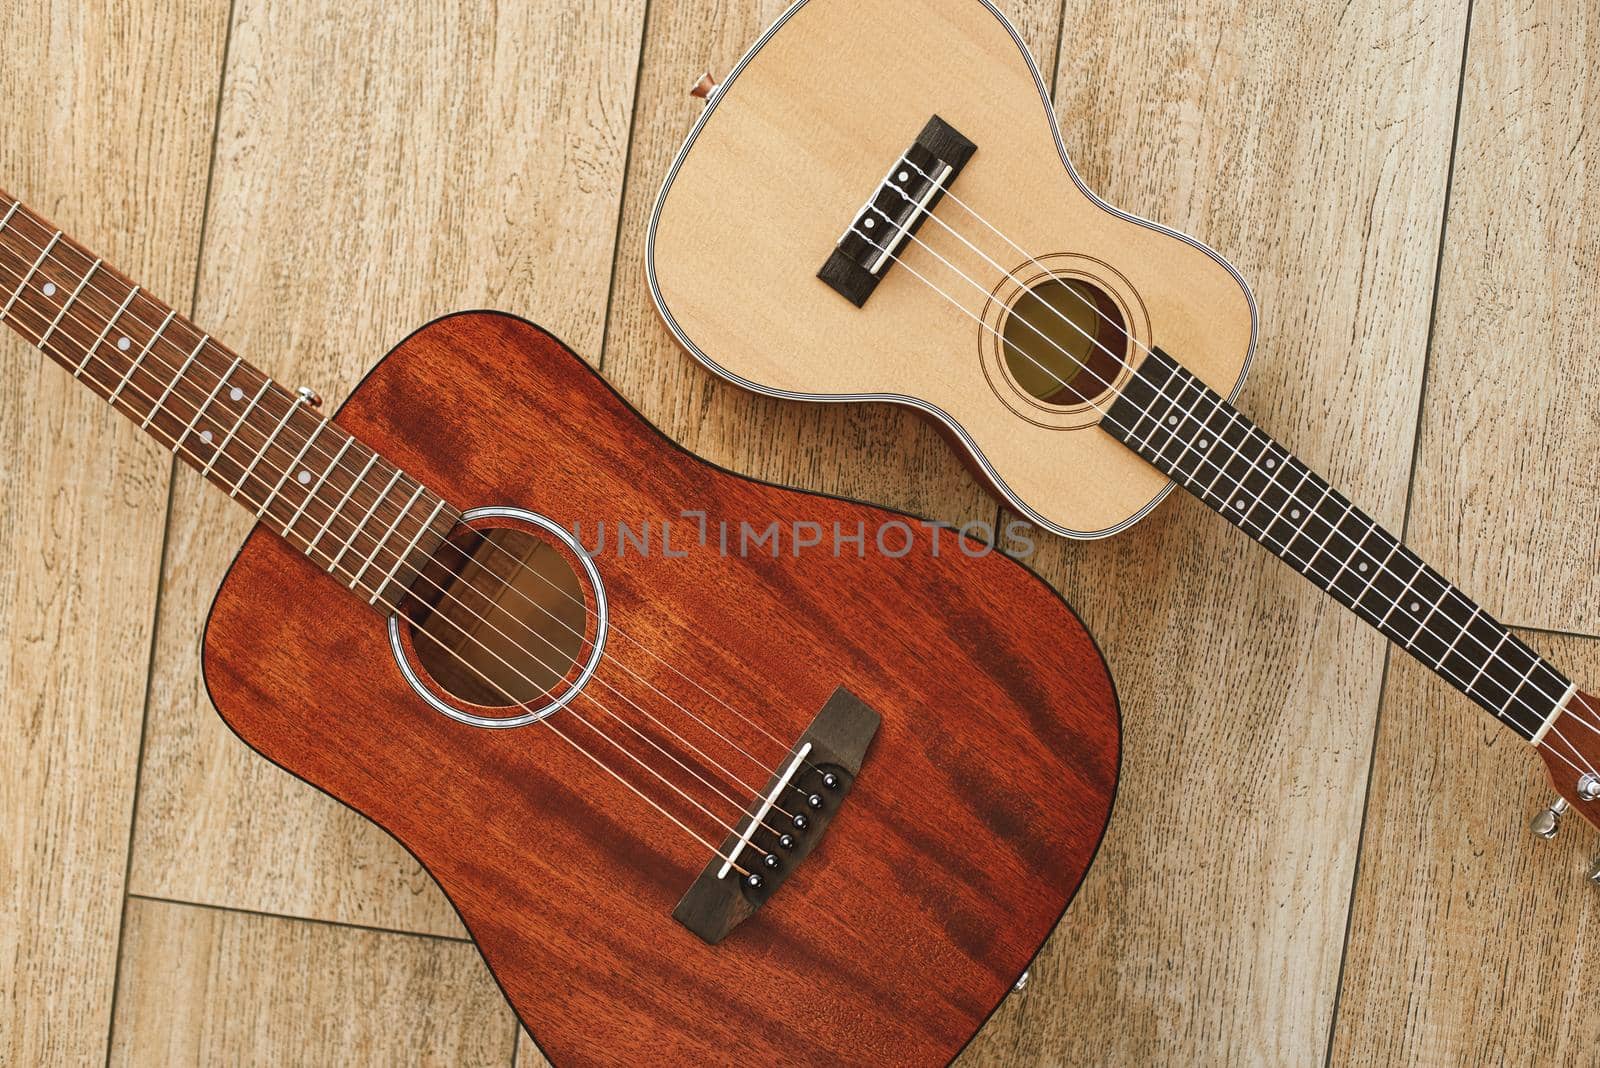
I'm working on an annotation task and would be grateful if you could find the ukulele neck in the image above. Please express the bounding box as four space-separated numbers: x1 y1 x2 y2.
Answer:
1103 347 1576 743
0 192 458 611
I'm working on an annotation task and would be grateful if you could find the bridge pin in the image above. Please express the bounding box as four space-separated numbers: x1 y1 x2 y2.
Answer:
822 772 840 790
778 834 796 850
793 814 809 830
745 873 763 890
763 854 780 870
807 793 824 810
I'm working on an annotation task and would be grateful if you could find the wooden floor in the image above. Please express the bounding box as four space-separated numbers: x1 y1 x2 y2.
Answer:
2 1 1596 1064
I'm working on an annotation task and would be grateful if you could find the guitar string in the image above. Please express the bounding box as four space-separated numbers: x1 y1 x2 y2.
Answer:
0 273 785 870
873 166 1600 742
2 208 1590 785
4 199 1578 752
836 218 1600 779
0 203 820 794
0 221 820 805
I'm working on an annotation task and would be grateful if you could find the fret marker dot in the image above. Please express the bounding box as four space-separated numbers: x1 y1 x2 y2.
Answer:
1167 415 1178 425
1410 601 1422 613
1290 509 1302 520
863 217 875 228
117 337 131 352
42 282 56 297
229 386 245 402
1235 499 1247 510
1358 561 1369 572
297 470 312 485
1198 439 1209 449
898 171 910 182
199 430 214 445
1265 458 1276 469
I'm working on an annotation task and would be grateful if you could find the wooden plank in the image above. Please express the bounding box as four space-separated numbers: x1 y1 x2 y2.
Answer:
0 3 228 1064
597 0 1061 524
1330 631 1600 1064
108 897 516 1065
126 0 648 935
1406 0 1599 636
960 1 1469 1062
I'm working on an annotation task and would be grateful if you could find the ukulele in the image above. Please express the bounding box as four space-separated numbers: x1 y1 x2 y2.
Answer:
646 0 1600 860
0 190 1121 1065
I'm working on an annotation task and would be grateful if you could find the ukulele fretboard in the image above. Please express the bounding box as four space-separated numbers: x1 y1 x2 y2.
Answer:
1104 347 1573 741
0 193 458 612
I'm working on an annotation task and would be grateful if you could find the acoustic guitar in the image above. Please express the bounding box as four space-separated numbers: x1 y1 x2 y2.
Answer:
0 190 1120 1064
646 0 1600 862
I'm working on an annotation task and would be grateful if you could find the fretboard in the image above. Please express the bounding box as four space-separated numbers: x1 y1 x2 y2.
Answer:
1104 347 1573 742
0 192 459 613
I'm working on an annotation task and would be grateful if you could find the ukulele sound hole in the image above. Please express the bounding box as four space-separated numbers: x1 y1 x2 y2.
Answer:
1001 277 1128 405
409 524 593 710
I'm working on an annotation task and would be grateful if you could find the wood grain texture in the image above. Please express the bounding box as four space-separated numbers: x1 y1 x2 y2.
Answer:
958 1 1471 1062
596 0 1064 535
127 0 650 937
0 3 227 1063
204 312 1119 1065
109 896 517 1066
1330 631 1600 1066
648 0 1256 536
1406 0 1599 637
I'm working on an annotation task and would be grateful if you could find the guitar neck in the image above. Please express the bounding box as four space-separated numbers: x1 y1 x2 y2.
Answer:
0 192 457 612
1104 347 1575 743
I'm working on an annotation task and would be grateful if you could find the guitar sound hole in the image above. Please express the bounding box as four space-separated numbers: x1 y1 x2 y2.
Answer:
1001 277 1127 405
409 526 591 709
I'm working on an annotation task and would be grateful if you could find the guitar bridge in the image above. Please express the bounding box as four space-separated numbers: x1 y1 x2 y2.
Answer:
672 687 880 944
818 115 977 307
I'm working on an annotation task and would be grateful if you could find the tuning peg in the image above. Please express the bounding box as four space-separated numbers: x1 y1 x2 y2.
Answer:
296 385 323 408
1531 798 1570 839
690 72 722 103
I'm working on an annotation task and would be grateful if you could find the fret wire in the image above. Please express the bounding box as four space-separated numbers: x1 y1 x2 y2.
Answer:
1461 629 1512 698
0 225 450 570
1155 376 1210 473
1135 367 1183 455
0 201 19 233
81 285 140 378
1376 549 1427 630
351 483 426 594
1 230 62 320
176 351 236 449
141 328 204 429
259 418 332 520
288 438 356 534
198 379 273 482
331 468 405 575
39 258 100 351
377 497 448 606
1103 352 1571 735
307 453 381 555
230 391 305 498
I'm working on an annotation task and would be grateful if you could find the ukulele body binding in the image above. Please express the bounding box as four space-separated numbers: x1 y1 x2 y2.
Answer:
647 0 1258 539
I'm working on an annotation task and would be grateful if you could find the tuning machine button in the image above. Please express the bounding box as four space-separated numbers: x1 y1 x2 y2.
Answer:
690 72 722 103
1013 970 1030 993
1531 798 1570 840
296 386 323 408
1589 860 1600 888
1578 774 1600 802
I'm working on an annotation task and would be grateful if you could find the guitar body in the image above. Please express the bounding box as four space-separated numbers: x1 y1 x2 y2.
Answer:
647 0 1257 538
202 312 1119 1065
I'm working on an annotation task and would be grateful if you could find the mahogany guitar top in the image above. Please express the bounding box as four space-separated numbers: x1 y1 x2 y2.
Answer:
202 312 1120 1065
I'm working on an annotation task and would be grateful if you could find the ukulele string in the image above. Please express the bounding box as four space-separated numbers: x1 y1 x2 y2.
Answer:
0 209 820 795
839 209 1600 769
877 164 1600 742
0 261 785 868
0 223 819 806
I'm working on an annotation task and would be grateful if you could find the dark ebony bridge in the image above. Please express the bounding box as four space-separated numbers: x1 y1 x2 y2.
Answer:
673 687 880 944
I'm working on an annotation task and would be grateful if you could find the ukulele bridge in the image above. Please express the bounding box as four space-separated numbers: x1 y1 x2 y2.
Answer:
818 115 977 307
672 687 880 944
